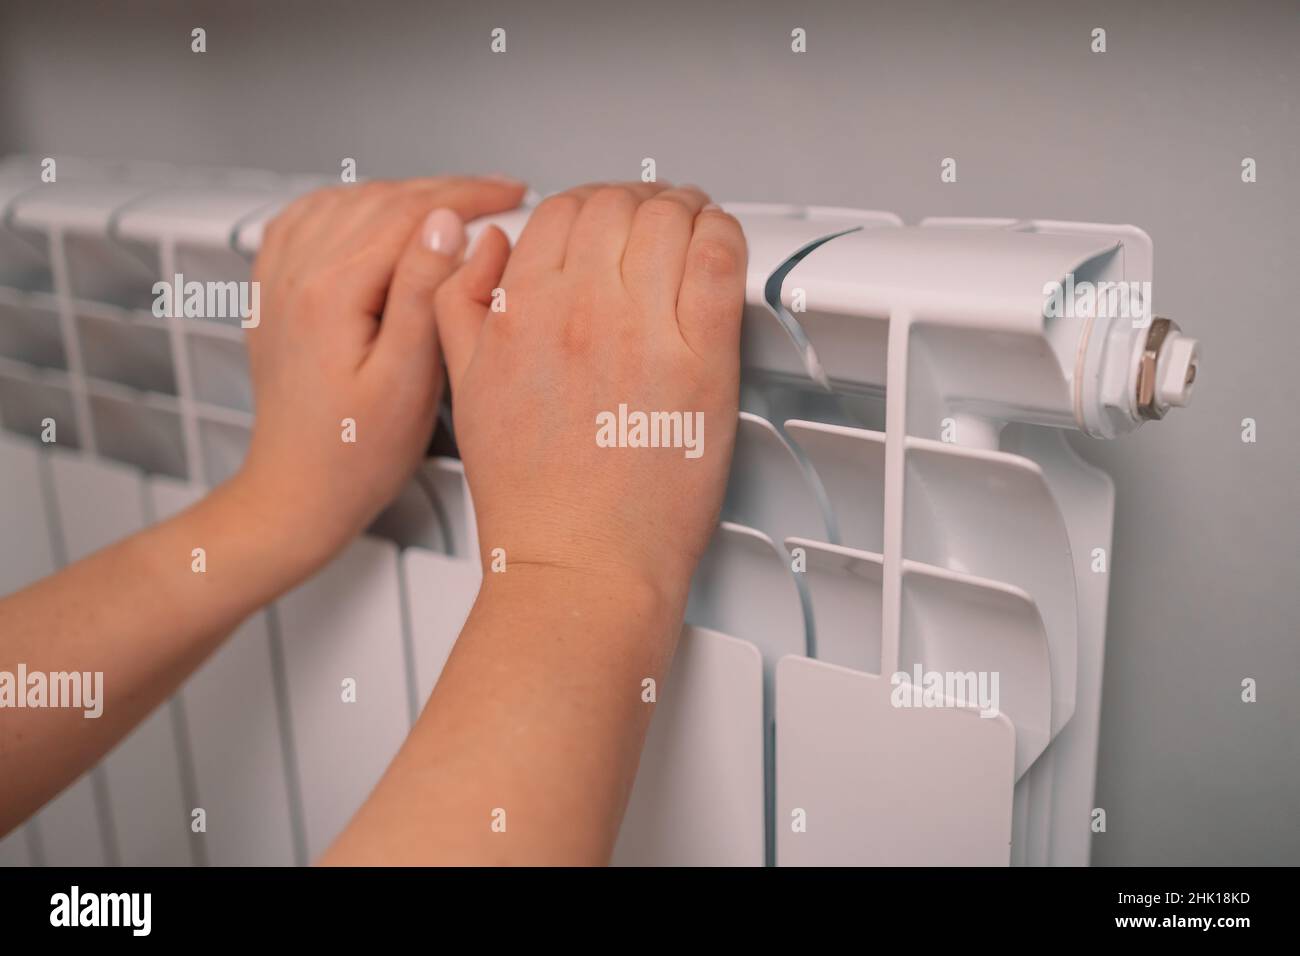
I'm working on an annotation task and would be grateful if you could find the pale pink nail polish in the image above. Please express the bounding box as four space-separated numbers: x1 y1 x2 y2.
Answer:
423 208 465 256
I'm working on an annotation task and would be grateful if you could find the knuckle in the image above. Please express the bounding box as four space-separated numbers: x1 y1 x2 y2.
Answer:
639 196 691 228
701 207 744 234
536 193 582 220
689 236 743 279
590 184 634 208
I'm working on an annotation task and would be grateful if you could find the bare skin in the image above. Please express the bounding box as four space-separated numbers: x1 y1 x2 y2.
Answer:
0 177 747 866
0 176 526 836
323 183 747 865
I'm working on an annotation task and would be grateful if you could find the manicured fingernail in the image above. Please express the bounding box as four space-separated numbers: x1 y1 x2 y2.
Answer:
486 173 526 187
422 208 465 255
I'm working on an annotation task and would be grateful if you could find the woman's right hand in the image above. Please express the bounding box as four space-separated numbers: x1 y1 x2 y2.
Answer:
434 182 749 613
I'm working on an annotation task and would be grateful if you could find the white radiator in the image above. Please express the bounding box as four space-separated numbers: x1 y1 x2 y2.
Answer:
0 156 1198 866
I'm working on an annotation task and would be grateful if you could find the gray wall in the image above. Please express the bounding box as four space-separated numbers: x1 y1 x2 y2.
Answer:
1 0 1295 864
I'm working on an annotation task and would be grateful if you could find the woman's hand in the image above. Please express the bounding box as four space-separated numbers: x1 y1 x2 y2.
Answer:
0 176 530 834
238 176 527 569
435 182 748 612
324 183 749 864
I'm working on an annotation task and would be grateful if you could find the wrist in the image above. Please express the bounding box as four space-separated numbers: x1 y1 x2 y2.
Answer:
213 464 345 584
476 559 686 642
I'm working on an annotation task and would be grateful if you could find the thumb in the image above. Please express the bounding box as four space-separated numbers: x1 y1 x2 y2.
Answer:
371 207 466 377
434 224 511 395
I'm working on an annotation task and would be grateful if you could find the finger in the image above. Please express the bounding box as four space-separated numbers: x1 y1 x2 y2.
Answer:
434 224 512 395
275 185 382 274
315 181 409 255
410 177 529 225
675 204 748 356
563 182 669 273
264 175 485 262
314 181 524 317
330 178 528 261
612 180 675 203
368 208 467 382
502 183 606 281
620 185 710 315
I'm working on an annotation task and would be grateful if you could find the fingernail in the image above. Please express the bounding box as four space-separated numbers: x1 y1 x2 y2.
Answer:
422 208 465 256
702 202 722 212
485 173 526 188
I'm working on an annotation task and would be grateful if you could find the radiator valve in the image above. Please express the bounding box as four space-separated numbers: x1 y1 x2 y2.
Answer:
1136 318 1199 421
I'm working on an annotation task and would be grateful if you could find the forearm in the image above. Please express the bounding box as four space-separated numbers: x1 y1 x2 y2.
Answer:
0 469 328 834
323 565 684 865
